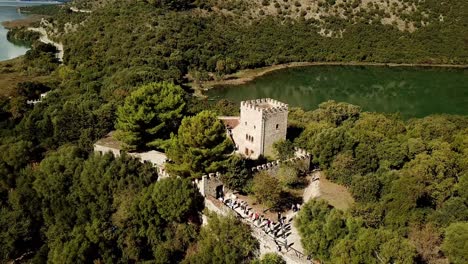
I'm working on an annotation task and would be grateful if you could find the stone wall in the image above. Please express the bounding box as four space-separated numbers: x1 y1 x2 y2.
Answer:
262 109 288 157
94 145 170 178
251 148 311 176
197 148 311 197
94 144 121 157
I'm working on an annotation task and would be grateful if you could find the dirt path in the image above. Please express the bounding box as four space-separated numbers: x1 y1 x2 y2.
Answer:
28 27 63 62
302 171 321 202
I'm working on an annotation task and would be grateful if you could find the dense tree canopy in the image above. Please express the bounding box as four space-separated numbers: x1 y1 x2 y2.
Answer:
184 214 259 264
115 82 186 151
441 222 468 264
292 102 468 263
296 199 417 263
143 177 204 223
0 144 206 263
166 110 233 178
0 0 467 262
273 139 295 160
220 154 251 192
252 171 283 208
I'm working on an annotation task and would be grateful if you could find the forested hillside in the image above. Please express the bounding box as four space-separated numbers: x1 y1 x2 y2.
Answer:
0 0 467 263
289 102 468 263
37 0 467 100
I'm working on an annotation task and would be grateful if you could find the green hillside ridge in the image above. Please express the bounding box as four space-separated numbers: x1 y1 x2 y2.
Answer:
23 0 466 101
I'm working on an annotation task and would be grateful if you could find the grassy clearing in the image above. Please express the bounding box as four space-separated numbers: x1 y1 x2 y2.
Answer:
1 15 44 29
0 58 51 97
317 175 355 211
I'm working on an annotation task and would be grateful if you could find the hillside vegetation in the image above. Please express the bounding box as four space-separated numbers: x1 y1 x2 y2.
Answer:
0 0 467 263
25 0 466 102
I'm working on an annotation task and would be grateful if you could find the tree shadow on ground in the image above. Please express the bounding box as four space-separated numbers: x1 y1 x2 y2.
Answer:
274 191 303 212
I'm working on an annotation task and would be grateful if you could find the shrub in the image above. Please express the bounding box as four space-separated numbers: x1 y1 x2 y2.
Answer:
252 171 282 207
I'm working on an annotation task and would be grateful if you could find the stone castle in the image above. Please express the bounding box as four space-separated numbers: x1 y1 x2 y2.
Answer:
220 98 288 159
95 98 291 179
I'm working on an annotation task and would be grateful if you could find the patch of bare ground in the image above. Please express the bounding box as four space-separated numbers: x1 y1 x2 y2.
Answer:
315 173 354 211
2 15 45 29
0 58 52 97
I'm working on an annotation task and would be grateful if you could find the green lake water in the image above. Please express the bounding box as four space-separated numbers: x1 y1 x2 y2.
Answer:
0 1 60 61
206 66 468 118
0 3 28 61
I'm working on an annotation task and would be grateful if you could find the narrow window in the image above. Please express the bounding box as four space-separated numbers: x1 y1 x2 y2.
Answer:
252 136 254 142
276 124 279 130
245 122 247 126
254 125 256 129
246 134 248 140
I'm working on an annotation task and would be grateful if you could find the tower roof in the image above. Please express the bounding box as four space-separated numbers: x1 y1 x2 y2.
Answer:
241 98 288 113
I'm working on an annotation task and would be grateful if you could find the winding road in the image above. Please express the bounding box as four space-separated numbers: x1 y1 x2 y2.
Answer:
28 27 63 62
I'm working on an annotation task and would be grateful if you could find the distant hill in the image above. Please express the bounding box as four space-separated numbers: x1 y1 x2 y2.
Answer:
29 0 467 97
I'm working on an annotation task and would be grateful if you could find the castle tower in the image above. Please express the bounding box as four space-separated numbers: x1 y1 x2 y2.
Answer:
233 98 288 159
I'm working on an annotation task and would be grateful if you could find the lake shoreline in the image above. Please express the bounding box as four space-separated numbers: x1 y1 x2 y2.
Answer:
193 61 468 95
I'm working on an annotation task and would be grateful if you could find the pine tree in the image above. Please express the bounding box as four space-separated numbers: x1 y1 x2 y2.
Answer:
166 110 233 178
115 82 186 151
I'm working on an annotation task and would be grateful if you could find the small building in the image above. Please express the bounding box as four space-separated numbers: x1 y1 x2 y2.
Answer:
220 98 288 159
26 92 49 105
93 132 170 178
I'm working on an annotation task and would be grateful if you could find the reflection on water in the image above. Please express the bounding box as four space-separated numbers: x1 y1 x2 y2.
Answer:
206 66 468 118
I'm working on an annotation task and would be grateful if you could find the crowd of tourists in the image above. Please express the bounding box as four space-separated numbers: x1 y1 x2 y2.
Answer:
219 194 301 252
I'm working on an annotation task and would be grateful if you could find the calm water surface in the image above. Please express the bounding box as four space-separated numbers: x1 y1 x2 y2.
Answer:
0 3 28 61
207 66 468 118
0 1 60 61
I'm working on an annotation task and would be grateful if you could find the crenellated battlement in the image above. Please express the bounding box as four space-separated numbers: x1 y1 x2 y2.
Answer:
250 148 311 174
241 98 288 115
196 148 311 197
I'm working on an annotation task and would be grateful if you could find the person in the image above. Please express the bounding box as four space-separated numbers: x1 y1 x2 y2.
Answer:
275 240 282 252
277 212 281 222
